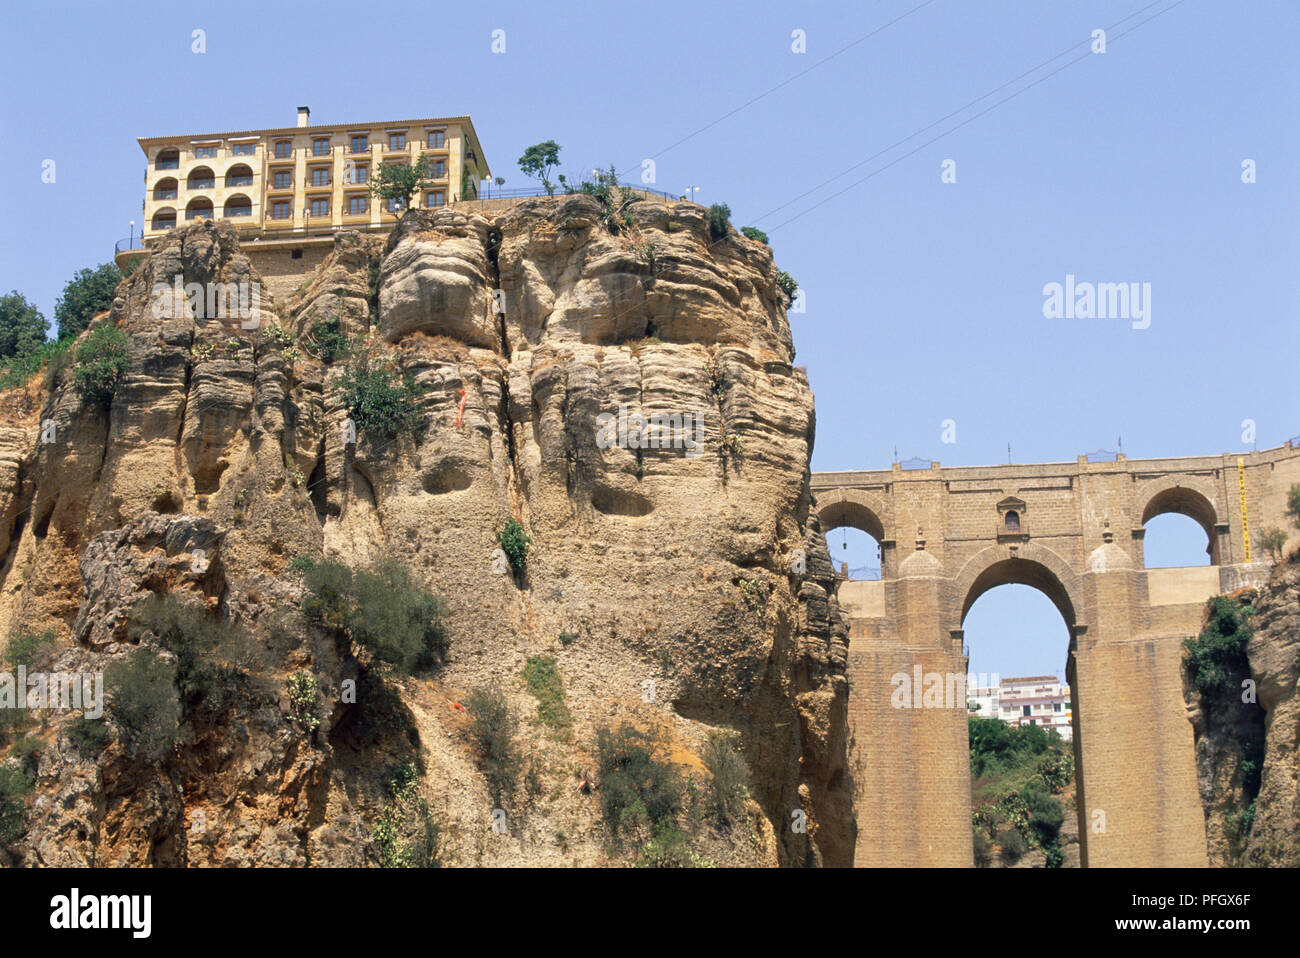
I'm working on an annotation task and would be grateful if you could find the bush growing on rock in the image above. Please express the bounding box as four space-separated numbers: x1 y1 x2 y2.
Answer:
701 728 750 826
303 558 449 673
1183 594 1254 696
706 203 731 240
997 827 1026 865
55 263 121 341
105 649 182 763
72 323 129 408
595 723 683 839
338 353 425 439
466 687 521 806
495 518 531 574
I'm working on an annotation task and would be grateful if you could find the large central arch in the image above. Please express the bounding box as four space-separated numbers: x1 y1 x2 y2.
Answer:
950 544 1083 633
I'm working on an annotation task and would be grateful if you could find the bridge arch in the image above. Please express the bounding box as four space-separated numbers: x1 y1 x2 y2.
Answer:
1135 476 1222 564
950 543 1083 630
815 488 888 542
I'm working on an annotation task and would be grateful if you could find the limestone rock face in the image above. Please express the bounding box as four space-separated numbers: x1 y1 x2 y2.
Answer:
2 206 853 867
1245 560 1300 866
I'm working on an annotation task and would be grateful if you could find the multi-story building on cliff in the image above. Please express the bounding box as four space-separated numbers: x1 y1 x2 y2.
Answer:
998 675 1073 740
120 107 490 299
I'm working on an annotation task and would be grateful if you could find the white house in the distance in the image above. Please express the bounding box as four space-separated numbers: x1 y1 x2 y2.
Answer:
968 675 1073 741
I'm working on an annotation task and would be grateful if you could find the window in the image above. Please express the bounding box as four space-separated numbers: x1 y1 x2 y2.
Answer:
187 169 215 190
274 140 293 159
1004 511 1020 533
225 165 254 187
310 198 329 218
272 201 291 220
427 130 445 148
273 171 293 189
348 195 368 215
194 145 218 159
231 142 256 156
223 196 252 217
313 138 330 157
155 149 180 170
311 167 330 187
386 196 405 213
152 211 177 231
153 178 178 200
1053 703 1062 712
426 191 445 208
388 132 406 151
1022 705 1031 717
431 158 447 178
350 134 368 154
351 164 368 185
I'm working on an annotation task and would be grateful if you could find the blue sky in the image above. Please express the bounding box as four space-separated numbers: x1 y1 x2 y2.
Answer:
2 0 1295 675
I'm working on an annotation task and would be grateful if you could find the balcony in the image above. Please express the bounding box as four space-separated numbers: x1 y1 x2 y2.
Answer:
187 178 215 190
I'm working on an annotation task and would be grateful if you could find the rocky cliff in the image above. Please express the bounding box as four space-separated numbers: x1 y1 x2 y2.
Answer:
1185 560 1300 868
0 200 853 867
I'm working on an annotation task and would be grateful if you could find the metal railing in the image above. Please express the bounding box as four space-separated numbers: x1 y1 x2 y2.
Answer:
114 235 145 254
468 183 679 202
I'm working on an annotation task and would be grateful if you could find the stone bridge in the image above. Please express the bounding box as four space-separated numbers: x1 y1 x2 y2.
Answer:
811 442 1300 867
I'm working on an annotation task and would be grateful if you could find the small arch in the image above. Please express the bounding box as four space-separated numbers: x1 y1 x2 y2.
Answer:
817 488 887 543
1139 480 1220 564
1004 511 1021 533
223 194 252 218
224 164 254 188
153 177 178 201
187 166 215 190
155 148 180 170
152 207 177 231
185 197 213 220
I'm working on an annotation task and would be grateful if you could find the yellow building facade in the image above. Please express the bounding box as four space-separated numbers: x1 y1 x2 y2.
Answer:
137 107 490 241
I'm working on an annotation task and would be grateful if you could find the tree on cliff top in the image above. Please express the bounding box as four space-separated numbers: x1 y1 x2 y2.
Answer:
0 291 48 359
55 263 121 341
370 154 438 212
517 141 562 196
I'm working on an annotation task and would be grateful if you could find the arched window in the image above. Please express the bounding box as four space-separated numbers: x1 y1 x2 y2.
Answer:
185 197 213 220
155 148 180 170
187 167 215 190
152 208 177 231
153 177 178 201
1005 511 1020 533
225 164 254 188
223 195 252 218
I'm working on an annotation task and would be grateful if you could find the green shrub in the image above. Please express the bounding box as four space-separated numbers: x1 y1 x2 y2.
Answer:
287 554 316 575
66 717 113 754
287 672 321 732
303 558 448 673
704 203 731 241
997 827 1026 865
1184 595 1253 696
0 338 73 391
105 649 182 763
3 629 56 669
558 631 577 647
973 828 993 867
521 655 572 731
495 518 532 573
635 824 714 868
0 762 32 843
740 226 769 244
595 722 683 838
776 270 798 308
309 314 350 362
701 728 749 826
466 687 521 806
1036 750 1074 791
128 595 248 719
338 353 425 438
372 762 439 867
1023 782 1064 847
72 323 129 407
